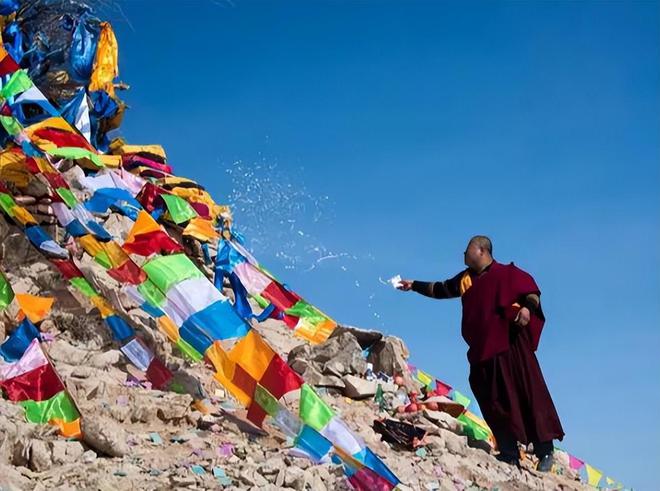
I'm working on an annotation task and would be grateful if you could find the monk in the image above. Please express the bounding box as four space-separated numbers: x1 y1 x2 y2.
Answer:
398 235 564 471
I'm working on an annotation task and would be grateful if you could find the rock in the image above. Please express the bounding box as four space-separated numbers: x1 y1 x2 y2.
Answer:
423 409 464 433
82 449 97 463
288 331 367 383
342 375 377 399
88 350 123 368
155 393 194 422
367 335 409 377
82 415 130 457
301 365 323 386
50 440 85 464
442 430 469 457
258 456 285 475
331 325 383 348
317 375 346 389
284 466 307 490
239 468 269 487
322 360 346 377
29 439 52 471
48 339 89 365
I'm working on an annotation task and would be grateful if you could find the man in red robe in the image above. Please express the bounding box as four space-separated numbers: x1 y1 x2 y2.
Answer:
398 236 564 471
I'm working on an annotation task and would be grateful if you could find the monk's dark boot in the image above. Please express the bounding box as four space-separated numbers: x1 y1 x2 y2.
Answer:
496 453 521 468
536 453 554 472
534 441 554 472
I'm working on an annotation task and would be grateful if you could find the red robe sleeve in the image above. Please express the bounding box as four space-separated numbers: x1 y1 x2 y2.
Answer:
498 263 546 351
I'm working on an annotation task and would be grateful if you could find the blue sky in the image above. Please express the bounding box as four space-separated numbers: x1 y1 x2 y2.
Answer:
110 1 659 488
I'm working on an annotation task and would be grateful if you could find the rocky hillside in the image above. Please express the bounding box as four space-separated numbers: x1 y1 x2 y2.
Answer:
0 210 590 490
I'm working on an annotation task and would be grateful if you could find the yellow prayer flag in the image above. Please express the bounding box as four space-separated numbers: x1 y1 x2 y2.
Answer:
0 149 31 187
78 234 104 257
206 341 236 382
585 463 603 487
23 117 73 138
15 293 54 323
12 206 37 226
157 316 180 343
97 154 122 168
417 369 433 387
89 22 118 97
294 318 336 344
228 329 275 381
89 295 114 319
100 241 129 268
207 342 253 407
114 143 166 159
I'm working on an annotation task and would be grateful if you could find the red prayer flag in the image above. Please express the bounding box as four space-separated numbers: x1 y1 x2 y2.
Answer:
1 363 64 402
145 358 172 390
107 259 147 284
123 231 183 256
33 128 95 151
246 400 267 427
261 282 300 311
231 364 257 402
0 55 20 76
259 356 303 400
50 259 84 279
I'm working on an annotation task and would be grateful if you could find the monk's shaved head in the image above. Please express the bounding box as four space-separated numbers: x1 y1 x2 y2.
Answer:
469 235 493 256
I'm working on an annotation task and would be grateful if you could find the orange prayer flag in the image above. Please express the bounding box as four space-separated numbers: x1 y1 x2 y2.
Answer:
15 293 54 323
125 210 162 243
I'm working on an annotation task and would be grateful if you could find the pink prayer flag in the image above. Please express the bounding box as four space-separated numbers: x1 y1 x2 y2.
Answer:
568 454 584 470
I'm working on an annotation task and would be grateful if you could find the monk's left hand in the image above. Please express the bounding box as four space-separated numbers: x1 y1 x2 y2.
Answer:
514 307 531 327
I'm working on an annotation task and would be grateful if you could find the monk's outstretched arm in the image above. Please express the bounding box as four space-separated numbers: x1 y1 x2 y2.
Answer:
411 271 464 299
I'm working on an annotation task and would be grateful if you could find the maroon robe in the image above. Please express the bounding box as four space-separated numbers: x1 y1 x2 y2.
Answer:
413 261 564 445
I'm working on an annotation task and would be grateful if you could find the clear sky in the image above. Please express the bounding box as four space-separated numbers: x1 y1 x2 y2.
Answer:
109 1 659 488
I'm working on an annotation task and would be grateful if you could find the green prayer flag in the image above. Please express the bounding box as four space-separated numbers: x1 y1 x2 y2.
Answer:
142 254 204 293
254 385 280 417
451 389 471 408
0 115 23 136
56 187 78 208
47 147 103 168
176 338 203 362
69 277 97 298
137 279 167 307
299 383 334 430
0 192 16 216
252 293 270 309
0 272 15 311
19 391 79 424
457 413 490 441
161 194 197 224
285 300 327 325
94 251 112 269
0 70 33 99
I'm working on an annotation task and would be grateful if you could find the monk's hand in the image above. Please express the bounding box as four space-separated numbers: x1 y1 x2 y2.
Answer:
397 280 414 291
514 307 531 327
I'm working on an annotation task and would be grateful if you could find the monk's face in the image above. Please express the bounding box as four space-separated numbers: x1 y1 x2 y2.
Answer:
464 241 484 270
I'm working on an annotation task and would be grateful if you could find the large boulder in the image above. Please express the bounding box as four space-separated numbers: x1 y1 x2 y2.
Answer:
81 415 130 457
288 331 367 382
367 335 409 377
342 375 377 399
